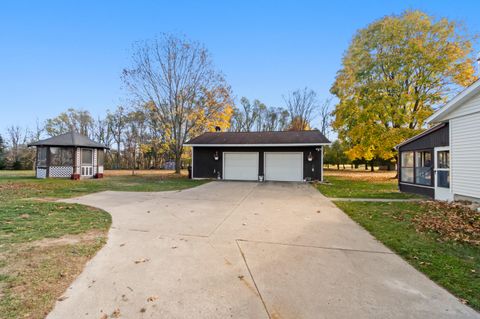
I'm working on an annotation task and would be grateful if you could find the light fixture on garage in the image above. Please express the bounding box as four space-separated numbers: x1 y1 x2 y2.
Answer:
307 152 313 162
213 151 219 161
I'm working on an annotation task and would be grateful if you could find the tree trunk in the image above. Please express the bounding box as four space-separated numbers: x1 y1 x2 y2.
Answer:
370 161 374 172
116 143 121 169
336 163 340 170
174 151 182 174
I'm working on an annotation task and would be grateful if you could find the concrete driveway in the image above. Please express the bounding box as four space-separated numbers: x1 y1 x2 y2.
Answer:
48 182 478 319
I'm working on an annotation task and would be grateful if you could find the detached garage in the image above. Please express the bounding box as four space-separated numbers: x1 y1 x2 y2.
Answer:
185 130 330 182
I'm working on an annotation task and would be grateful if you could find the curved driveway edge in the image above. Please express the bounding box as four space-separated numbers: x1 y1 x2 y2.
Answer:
47 182 479 319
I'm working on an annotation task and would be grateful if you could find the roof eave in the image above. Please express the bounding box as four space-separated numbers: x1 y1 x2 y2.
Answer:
427 80 480 124
185 142 331 147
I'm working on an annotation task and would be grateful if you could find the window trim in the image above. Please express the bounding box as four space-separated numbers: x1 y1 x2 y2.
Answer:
400 151 414 183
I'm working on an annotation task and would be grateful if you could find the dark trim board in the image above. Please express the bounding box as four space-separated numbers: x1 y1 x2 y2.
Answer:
398 123 449 151
399 182 434 198
192 146 323 181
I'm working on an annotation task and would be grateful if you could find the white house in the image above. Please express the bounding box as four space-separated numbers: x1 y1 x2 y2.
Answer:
425 80 480 202
397 80 480 202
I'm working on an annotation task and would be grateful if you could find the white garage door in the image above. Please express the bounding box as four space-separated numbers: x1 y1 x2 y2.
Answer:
224 152 259 181
265 152 303 182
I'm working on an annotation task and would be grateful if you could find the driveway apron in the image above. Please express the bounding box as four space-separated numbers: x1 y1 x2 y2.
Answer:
47 182 479 319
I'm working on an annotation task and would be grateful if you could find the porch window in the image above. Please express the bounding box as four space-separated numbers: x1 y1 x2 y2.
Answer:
37 147 47 166
415 151 432 185
50 147 73 166
400 151 414 183
437 150 450 188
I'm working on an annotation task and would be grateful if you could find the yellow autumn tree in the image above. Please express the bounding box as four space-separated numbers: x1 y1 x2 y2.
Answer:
331 10 477 166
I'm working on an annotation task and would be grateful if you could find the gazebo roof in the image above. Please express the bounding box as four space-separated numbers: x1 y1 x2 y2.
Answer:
28 132 109 149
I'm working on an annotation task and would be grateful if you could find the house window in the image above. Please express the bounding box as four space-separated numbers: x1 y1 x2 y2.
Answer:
437 151 450 188
415 151 432 185
37 147 47 167
400 151 414 183
50 147 73 166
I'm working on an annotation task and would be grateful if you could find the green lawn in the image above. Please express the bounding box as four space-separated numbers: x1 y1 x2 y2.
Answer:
317 175 422 199
335 201 480 311
0 171 207 319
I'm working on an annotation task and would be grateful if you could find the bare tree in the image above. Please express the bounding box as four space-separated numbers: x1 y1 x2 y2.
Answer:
229 98 290 132
44 108 94 137
7 125 29 168
319 98 332 137
107 106 127 169
283 88 317 131
122 34 232 173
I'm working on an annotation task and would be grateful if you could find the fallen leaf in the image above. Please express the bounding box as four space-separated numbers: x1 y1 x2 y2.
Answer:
147 295 159 302
57 296 68 301
111 308 121 318
134 258 150 264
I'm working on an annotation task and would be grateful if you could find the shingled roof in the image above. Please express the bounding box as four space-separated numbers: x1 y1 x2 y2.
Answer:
185 130 330 146
28 132 109 149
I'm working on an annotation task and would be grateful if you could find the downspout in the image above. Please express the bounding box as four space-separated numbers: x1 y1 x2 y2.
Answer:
191 146 194 179
320 146 324 182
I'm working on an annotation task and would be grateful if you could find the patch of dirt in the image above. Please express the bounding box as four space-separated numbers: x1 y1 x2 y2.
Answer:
32 230 105 248
324 169 396 182
104 169 188 177
25 197 59 202
0 231 108 319
0 182 38 191
414 201 480 245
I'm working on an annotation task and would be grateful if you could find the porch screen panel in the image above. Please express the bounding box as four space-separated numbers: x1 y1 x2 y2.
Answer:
97 149 104 165
415 151 432 185
82 149 93 165
37 147 47 166
400 152 414 183
50 147 73 166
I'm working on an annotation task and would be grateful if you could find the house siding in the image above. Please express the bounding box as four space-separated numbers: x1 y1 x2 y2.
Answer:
450 112 480 200
445 89 480 120
193 146 323 181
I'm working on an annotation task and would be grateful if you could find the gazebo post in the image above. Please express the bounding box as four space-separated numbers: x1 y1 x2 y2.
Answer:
46 147 50 178
72 147 80 180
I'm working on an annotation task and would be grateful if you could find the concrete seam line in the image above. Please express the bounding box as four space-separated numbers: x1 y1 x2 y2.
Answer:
235 240 272 319
207 184 258 237
236 239 394 255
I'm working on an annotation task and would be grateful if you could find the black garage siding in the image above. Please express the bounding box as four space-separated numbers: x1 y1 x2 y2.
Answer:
192 146 323 181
